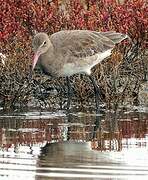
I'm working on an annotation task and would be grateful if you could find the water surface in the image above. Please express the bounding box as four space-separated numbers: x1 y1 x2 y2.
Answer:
0 109 147 179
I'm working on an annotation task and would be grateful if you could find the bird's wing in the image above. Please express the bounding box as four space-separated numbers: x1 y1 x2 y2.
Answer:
50 30 127 59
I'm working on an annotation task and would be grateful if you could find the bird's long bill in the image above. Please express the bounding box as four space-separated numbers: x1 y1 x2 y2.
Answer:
32 51 40 70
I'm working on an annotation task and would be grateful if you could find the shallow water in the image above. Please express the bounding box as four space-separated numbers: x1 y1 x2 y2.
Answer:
0 109 148 179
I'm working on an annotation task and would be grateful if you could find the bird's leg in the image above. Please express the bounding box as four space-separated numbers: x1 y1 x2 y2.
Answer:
66 76 72 110
88 75 100 114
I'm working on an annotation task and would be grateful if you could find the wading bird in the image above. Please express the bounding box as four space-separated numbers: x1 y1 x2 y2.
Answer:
32 30 128 112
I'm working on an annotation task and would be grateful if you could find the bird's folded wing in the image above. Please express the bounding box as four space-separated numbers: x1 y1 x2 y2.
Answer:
50 30 116 58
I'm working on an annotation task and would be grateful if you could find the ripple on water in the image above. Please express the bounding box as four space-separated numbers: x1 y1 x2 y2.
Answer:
0 110 147 179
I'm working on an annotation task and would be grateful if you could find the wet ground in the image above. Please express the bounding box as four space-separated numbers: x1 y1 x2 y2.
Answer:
0 108 148 179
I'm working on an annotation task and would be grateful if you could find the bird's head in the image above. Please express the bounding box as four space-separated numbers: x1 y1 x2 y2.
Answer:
32 32 50 70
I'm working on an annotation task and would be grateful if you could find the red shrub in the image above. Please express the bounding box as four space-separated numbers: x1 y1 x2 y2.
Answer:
1 0 147 44
0 0 147 109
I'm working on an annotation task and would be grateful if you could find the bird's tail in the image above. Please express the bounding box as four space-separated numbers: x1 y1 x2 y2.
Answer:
100 31 131 44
